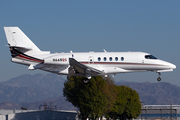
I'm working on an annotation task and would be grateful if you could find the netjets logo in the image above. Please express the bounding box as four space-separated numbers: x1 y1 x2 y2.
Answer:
53 58 67 62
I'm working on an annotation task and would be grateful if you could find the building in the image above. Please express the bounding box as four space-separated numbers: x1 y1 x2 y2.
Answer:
1 105 180 120
138 105 180 120
0 109 78 120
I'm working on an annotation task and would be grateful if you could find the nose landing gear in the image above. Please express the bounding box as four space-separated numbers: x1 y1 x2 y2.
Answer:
157 72 161 81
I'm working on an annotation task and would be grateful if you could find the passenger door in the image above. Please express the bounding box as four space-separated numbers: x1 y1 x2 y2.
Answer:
88 56 94 64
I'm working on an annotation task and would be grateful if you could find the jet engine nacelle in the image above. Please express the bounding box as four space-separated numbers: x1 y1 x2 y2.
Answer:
44 56 69 65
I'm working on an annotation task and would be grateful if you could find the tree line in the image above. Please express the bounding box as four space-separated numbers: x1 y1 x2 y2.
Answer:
63 76 141 120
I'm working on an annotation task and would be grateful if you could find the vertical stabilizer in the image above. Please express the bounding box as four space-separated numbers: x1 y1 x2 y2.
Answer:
4 27 50 65
4 27 41 51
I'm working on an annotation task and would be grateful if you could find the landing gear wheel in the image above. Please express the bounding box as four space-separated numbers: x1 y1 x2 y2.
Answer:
83 79 89 84
157 77 161 81
157 72 161 82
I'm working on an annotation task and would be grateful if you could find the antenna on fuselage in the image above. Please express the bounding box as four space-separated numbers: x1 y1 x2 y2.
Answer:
103 49 107 52
70 50 74 58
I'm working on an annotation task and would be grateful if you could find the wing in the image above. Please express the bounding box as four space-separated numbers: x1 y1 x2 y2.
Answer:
68 58 103 79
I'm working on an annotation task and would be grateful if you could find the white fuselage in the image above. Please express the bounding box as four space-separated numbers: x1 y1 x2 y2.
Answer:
11 51 176 76
4 27 176 80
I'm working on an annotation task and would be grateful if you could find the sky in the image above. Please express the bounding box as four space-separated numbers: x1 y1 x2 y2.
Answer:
0 1 179 85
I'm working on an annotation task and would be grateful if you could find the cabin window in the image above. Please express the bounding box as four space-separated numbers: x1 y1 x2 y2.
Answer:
98 57 101 61
104 57 107 61
145 55 157 59
109 57 112 61
121 57 124 61
115 57 118 61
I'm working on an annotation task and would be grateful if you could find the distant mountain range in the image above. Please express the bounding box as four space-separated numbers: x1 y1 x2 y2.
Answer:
0 74 179 110
0 74 65 103
0 74 73 110
118 82 180 105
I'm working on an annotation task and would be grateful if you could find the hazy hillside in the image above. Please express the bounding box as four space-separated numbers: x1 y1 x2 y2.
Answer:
118 82 180 105
0 74 65 103
0 74 179 110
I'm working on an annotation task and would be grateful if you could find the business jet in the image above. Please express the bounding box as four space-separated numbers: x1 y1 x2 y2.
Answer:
4 27 176 83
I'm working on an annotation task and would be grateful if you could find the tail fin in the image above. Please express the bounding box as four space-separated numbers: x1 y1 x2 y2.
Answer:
4 27 41 51
4 27 50 55
4 27 50 65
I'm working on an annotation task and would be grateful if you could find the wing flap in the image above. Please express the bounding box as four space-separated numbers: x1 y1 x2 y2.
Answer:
68 58 103 79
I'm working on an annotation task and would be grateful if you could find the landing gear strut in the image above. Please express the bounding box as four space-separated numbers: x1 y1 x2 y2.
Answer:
84 74 91 84
157 72 161 81
83 79 89 84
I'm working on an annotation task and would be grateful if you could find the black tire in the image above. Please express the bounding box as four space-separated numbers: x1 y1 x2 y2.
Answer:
157 77 161 81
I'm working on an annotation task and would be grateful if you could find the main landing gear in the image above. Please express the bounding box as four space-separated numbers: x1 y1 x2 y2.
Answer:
83 75 91 84
83 79 89 84
157 72 161 81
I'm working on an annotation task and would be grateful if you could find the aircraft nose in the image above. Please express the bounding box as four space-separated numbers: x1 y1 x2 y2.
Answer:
170 63 176 69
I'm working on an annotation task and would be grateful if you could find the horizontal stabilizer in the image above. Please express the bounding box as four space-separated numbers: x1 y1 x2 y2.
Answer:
28 64 35 70
28 64 44 70
10 46 32 50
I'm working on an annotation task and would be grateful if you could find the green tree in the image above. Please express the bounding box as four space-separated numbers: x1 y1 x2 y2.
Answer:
102 77 118 119
108 85 127 119
121 86 141 119
63 76 141 120
63 76 108 120
108 85 141 120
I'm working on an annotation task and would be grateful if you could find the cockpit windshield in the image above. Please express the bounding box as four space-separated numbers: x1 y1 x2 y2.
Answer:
145 55 157 59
